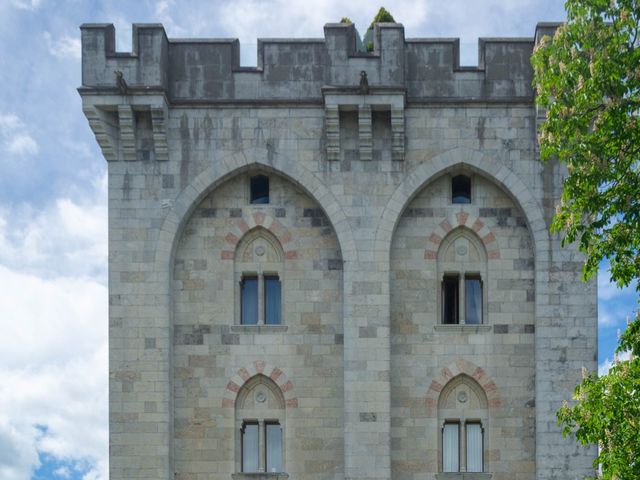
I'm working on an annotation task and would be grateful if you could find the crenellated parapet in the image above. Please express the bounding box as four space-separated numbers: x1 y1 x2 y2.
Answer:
79 22 541 104
80 23 169 91
79 22 549 164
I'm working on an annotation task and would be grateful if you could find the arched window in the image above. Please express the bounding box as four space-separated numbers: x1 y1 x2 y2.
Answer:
235 229 284 325
438 375 488 473
437 229 487 325
452 174 471 204
235 375 285 473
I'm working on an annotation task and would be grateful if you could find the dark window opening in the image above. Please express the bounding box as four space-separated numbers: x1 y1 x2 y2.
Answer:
452 175 471 204
240 276 258 325
250 175 270 204
442 275 459 324
465 276 483 325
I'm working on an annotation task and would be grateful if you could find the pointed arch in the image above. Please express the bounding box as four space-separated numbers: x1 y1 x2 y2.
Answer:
155 147 354 273
235 374 286 410
222 361 298 408
221 212 298 261
424 212 500 261
375 146 548 264
437 374 488 410
425 358 501 413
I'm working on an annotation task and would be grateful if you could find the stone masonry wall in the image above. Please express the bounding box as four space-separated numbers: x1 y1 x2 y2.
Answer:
85 21 598 480
172 173 344 480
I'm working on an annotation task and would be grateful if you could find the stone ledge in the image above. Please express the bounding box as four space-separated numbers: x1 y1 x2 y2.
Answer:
232 473 289 480
435 473 492 480
433 325 493 333
230 325 289 334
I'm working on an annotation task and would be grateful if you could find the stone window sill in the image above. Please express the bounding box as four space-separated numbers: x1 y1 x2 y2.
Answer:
230 325 289 334
232 473 289 480
434 325 492 333
435 473 492 480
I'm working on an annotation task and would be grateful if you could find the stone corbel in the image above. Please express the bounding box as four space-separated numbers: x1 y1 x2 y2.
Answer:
151 103 169 161
118 105 136 161
391 106 405 161
358 104 372 161
82 105 119 162
325 106 340 162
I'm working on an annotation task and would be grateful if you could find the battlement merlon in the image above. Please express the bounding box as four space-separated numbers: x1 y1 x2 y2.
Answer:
79 22 562 104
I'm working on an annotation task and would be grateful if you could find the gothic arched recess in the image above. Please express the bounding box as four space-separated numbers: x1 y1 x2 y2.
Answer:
171 169 345 478
389 170 536 478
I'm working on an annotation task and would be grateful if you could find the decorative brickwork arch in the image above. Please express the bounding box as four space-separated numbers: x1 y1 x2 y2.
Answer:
375 146 549 264
423 212 500 261
220 212 298 261
155 146 355 275
425 358 501 415
222 361 298 408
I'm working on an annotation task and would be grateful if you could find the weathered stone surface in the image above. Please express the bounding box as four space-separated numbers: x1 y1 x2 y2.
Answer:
82 20 596 480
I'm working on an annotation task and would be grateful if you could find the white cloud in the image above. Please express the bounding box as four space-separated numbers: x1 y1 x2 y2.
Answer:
0 114 22 130
8 0 42 11
0 112 39 158
597 266 638 327
0 265 107 368
0 172 108 480
0 345 108 480
598 350 632 376
598 268 636 301
43 32 81 60
0 173 107 280
0 420 40 480
6 133 38 155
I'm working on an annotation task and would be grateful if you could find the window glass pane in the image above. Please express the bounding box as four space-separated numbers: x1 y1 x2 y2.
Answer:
465 277 482 325
250 175 270 204
442 275 459 324
443 423 459 472
241 277 258 325
264 276 281 325
466 423 483 472
266 422 283 472
452 175 471 204
242 423 259 472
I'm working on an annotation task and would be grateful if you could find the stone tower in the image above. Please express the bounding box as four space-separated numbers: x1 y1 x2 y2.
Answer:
79 21 597 480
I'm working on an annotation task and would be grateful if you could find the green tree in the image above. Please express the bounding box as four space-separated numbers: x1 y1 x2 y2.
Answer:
557 322 640 480
531 0 640 289
533 1 640 478
363 7 396 51
367 6 395 30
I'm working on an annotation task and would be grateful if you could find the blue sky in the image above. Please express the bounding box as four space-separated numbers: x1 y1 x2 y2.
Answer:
0 0 637 479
